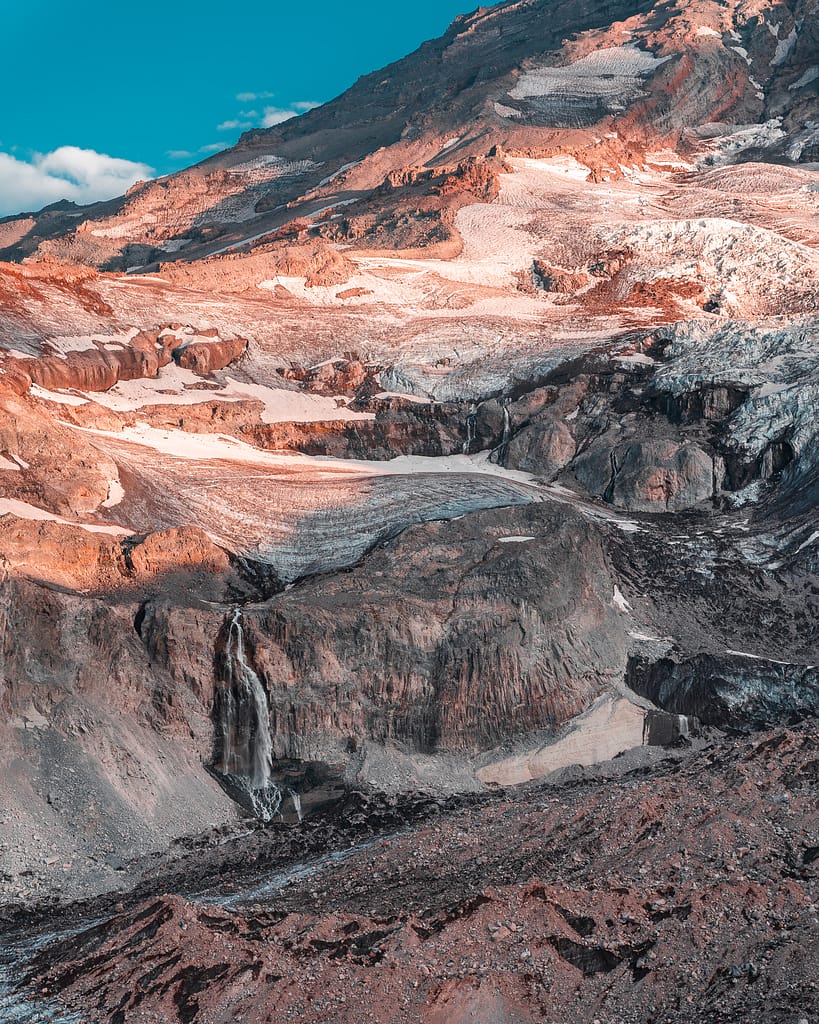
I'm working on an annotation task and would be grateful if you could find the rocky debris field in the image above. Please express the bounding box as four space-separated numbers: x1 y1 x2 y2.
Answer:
6 723 815 1024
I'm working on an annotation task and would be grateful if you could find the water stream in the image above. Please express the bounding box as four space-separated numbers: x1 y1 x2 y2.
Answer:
491 398 511 466
462 406 477 454
0 837 379 1022
0 610 311 1019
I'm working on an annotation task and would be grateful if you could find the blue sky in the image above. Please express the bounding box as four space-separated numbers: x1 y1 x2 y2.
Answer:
0 0 476 215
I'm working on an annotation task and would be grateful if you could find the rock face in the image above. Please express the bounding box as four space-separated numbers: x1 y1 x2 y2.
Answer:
626 653 819 729
174 334 247 373
0 393 118 514
239 502 627 759
505 418 576 478
574 438 717 511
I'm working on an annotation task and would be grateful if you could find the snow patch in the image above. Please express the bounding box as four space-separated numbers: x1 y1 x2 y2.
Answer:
318 161 361 187
771 24 800 67
612 585 632 612
0 498 128 535
45 328 139 360
725 649 803 667
219 377 375 424
510 46 671 103
795 529 819 554
102 479 125 508
30 384 89 407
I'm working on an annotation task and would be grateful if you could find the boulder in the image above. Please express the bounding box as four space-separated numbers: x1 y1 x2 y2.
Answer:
506 418 576 478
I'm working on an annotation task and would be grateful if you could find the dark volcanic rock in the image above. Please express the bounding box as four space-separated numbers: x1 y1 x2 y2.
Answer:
626 652 819 730
156 501 629 761
574 438 717 512
505 418 576 478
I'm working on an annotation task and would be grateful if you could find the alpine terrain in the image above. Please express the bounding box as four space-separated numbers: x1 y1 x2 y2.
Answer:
0 0 817 1020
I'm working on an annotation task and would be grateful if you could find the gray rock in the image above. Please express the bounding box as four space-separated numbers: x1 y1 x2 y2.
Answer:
574 438 716 512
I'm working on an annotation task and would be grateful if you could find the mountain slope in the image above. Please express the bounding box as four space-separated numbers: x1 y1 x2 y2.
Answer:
0 0 816 914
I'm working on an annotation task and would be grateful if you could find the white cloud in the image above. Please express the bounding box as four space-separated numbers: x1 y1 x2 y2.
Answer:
217 118 254 132
0 146 153 217
261 101 320 127
236 91 275 102
167 143 225 160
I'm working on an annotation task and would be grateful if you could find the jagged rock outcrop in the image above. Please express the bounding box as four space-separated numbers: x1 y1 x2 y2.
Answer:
11 330 168 392
626 652 819 729
20 726 819 1024
506 419 576 478
174 334 247 373
150 502 629 765
0 394 117 514
574 438 717 512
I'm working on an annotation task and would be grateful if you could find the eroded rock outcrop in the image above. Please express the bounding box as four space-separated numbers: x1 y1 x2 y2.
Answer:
174 334 247 373
0 394 117 514
22 726 818 1024
574 438 718 512
626 652 819 730
143 502 630 767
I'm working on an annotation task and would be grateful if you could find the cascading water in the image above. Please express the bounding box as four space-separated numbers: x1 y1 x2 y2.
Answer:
288 788 303 823
214 608 283 821
462 406 477 455
491 398 511 466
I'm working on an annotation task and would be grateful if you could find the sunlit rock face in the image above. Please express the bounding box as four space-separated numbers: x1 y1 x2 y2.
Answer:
0 0 817 907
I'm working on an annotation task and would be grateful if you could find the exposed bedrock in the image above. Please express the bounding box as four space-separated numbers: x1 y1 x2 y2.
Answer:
0 394 118 515
0 576 236 898
4 327 247 394
0 518 230 594
247 400 471 459
174 334 247 374
238 502 627 758
142 502 628 765
504 418 576 477
626 653 819 731
10 330 171 392
573 439 718 512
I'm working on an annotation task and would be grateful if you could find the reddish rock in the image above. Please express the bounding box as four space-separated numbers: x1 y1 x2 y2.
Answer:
174 335 247 373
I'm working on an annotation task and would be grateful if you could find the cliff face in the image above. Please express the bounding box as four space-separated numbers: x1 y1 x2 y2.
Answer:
229 502 626 758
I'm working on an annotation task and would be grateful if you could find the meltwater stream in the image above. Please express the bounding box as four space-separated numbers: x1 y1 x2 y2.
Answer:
0 923 93 1024
0 839 375 1022
0 610 317 1021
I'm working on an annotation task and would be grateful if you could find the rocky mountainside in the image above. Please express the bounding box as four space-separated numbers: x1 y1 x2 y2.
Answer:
0 1 817 1018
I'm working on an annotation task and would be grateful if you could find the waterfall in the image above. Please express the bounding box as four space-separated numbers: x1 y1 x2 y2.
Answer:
462 406 477 454
215 608 283 821
492 398 511 465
